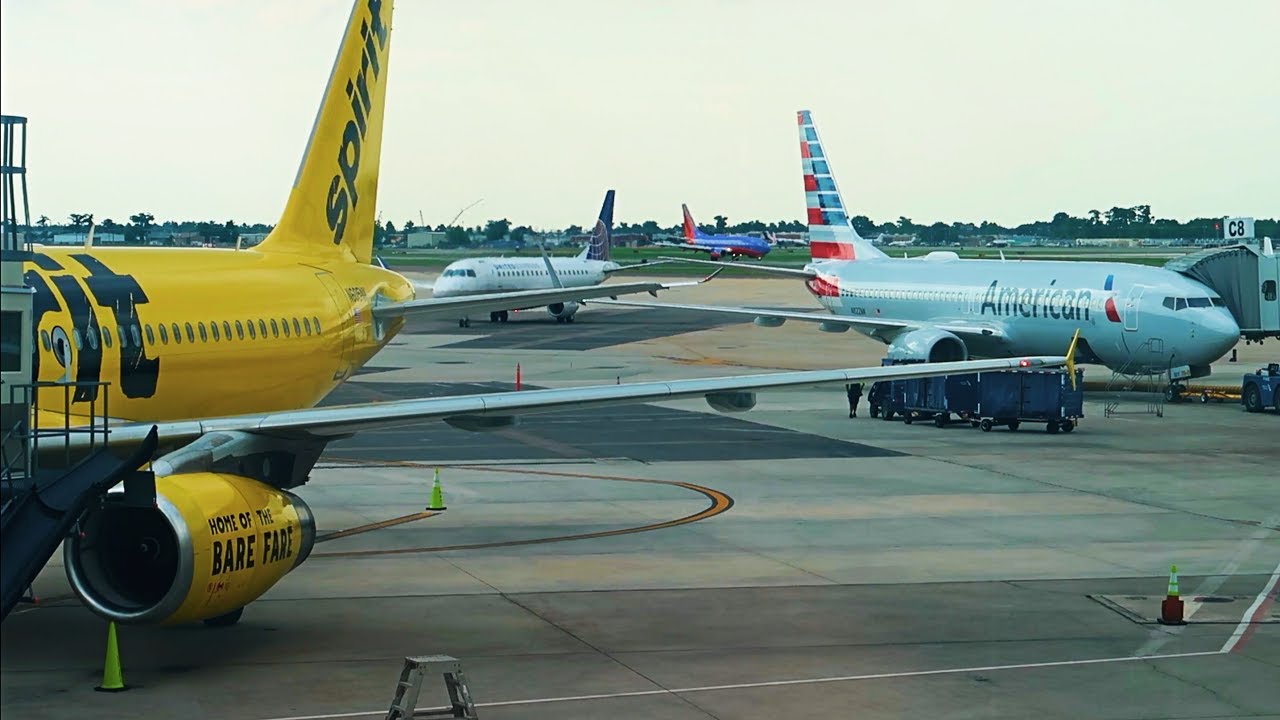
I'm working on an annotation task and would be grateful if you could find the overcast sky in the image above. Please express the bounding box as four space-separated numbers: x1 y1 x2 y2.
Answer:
1 0 1276 230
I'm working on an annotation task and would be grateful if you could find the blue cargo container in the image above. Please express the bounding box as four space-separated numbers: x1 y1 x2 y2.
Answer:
974 368 1085 433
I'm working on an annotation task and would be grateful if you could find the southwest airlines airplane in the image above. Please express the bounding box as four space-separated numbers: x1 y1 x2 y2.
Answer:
655 203 773 260
12 1 1066 629
430 190 691 326
607 111 1239 380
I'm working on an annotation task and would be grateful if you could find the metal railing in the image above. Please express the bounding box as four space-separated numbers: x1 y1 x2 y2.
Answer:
1 380 111 484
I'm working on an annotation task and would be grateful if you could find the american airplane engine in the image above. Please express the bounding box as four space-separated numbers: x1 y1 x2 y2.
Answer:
65 473 315 626
886 327 968 363
547 301 580 323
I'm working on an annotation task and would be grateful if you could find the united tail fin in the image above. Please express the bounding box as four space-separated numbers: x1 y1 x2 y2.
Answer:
681 203 701 243
581 190 614 262
797 110 887 262
256 0 394 265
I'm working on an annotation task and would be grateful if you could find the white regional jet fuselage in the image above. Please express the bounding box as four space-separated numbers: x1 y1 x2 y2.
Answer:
805 251 1239 376
431 256 621 324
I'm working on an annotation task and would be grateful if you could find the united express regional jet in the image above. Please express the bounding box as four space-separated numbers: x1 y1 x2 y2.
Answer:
606 111 1239 379
14 2 1066 629
430 190 693 326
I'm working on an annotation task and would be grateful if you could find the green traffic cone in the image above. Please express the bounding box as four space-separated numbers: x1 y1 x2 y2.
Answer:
95 621 128 692
427 468 447 511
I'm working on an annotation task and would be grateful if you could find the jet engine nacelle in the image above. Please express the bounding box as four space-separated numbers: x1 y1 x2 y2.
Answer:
65 473 315 626
886 327 968 363
547 301 580 321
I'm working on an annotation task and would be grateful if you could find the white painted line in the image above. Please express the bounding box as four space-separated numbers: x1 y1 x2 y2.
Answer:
1133 513 1280 657
1221 556 1280 654
252 650 1221 720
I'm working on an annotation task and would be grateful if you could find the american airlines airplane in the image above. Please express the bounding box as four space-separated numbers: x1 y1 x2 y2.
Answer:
602 110 1240 381
654 203 773 260
430 190 701 326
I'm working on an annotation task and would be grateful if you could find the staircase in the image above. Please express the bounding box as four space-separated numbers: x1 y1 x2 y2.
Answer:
0 381 157 621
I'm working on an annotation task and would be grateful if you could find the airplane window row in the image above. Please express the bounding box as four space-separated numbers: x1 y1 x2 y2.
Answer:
498 268 591 278
1162 296 1224 311
441 268 477 278
39 315 325 354
842 288 968 303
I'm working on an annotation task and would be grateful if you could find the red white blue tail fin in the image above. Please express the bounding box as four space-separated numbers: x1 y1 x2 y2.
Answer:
798 110 886 262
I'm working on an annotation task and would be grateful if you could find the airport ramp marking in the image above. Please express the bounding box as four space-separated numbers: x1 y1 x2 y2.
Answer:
310 458 733 558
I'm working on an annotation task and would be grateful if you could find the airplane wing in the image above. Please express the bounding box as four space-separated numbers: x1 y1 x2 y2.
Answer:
372 271 721 320
71 355 1065 458
601 260 679 274
589 298 1008 341
657 255 818 279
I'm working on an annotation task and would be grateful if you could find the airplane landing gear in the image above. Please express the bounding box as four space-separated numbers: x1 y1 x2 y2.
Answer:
489 311 509 323
458 318 471 328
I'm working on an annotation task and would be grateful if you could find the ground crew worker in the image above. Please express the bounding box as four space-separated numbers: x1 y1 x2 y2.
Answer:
845 382 863 418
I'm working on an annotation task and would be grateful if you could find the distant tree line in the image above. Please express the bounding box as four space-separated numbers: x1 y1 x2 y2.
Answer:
17 205 1276 248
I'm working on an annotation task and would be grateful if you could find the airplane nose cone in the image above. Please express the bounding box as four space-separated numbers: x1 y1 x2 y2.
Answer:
1198 311 1240 361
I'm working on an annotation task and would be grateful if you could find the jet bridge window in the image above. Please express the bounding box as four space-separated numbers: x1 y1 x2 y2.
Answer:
1265 280 1277 302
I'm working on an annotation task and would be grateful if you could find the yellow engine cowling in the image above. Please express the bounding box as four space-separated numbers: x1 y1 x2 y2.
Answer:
65 472 315 625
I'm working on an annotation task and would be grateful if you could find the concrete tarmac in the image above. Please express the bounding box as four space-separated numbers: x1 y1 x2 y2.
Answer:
2 278 1278 720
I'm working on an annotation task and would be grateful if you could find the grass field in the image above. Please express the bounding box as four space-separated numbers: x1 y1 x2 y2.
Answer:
383 244 1187 274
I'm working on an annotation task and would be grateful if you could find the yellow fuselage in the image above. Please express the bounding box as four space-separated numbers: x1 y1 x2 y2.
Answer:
23 246 413 423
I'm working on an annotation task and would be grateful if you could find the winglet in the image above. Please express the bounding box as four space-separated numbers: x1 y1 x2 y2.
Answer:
1065 328 1081 390
538 240 564 288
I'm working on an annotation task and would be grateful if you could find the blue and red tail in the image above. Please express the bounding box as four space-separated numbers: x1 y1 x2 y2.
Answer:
681 203 706 242
583 190 614 262
798 110 886 262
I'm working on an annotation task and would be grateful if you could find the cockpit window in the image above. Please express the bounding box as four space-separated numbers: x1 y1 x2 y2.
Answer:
1165 296 1221 311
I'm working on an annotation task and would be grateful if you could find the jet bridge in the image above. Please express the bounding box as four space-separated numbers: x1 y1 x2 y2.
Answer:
1164 239 1280 341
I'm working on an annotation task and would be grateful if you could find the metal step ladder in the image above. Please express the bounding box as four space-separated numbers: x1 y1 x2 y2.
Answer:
1102 339 1169 418
1 428 158 620
385 655 479 720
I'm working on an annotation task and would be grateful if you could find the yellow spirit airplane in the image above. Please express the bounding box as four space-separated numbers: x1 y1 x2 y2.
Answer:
14 0 1066 628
